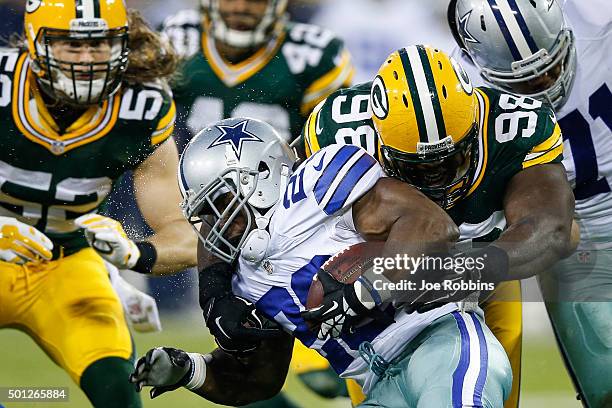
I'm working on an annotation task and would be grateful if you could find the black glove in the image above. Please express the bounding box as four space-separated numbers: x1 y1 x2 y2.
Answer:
404 246 509 314
203 294 282 355
129 347 193 399
301 270 394 340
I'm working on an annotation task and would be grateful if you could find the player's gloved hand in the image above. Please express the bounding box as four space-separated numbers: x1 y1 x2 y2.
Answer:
301 270 393 340
404 246 509 314
0 216 53 264
75 214 140 269
203 294 282 355
199 262 282 355
129 347 208 399
107 262 162 332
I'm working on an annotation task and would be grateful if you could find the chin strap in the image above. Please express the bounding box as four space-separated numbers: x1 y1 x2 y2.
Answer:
240 163 290 264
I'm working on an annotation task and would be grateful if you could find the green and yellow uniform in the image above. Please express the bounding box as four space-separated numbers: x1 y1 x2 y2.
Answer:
163 9 354 141
301 82 563 407
0 49 175 383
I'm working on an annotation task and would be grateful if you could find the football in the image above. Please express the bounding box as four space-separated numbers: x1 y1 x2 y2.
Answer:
306 241 385 310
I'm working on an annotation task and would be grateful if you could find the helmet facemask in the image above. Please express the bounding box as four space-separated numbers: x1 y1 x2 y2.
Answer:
477 28 576 110
182 167 259 264
32 23 129 106
381 125 479 209
202 0 287 48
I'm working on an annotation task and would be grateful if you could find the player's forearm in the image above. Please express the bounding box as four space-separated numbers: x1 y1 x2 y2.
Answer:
147 220 198 275
493 213 575 280
191 349 284 405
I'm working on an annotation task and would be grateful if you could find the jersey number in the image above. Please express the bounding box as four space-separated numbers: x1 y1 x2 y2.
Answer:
561 83 612 200
494 94 541 143
283 24 333 75
283 168 306 209
0 160 111 232
330 94 377 157
187 97 291 141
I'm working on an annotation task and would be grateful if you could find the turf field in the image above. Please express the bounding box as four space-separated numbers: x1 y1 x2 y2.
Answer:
0 305 581 408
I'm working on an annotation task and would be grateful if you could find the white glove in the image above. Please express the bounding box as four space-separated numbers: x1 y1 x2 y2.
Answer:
0 216 53 264
107 262 162 333
75 214 140 269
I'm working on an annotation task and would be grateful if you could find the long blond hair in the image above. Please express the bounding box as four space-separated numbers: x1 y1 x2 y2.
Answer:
124 9 178 85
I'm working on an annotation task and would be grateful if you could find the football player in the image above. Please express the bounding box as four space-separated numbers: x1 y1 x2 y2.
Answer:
160 0 356 404
130 117 513 407
449 0 612 405
161 0 354 144
298 44 577 406
0 1 196 407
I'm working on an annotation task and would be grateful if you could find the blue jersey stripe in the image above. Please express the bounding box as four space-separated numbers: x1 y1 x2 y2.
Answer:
451 311 471 408
486 0 522 60
322 339 354 374
314 145 361 204
471 313 489 406
506 0 539 54
324 153 377 215
290 255 330 307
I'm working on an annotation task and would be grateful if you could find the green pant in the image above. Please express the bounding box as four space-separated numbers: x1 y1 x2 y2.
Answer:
359 311 512 408
539 248 612 407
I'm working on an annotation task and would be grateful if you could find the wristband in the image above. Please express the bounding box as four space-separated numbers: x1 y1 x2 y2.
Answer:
132 241 157 274
185 353 208 390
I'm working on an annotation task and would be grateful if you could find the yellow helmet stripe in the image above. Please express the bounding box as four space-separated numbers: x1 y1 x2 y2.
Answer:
76 0 101 19
400 46 446 143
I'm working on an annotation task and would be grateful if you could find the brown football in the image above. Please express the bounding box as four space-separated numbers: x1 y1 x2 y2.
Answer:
306 241 384 310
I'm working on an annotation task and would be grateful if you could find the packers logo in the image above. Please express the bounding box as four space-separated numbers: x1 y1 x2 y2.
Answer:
25 0 42 13
370 75 389 119
450 57 473 96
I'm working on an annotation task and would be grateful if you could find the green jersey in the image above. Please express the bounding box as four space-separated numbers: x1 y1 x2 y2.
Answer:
162 10 354 141
0 50 176 255
301 82 563 241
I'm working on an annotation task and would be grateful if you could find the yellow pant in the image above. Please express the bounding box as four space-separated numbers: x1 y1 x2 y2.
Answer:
292 281 523 407
0 248 132 384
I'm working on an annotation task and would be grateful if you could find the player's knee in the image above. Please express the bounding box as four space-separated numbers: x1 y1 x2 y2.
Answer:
485 342 513 407
69 297 123 325
81 357 141 408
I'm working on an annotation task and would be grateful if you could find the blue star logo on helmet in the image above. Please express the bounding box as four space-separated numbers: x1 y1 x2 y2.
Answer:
209 119 264 159
459 10 480 44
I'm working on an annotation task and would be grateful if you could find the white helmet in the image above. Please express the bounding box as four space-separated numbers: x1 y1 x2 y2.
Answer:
451 0 576 109
179 117 296 263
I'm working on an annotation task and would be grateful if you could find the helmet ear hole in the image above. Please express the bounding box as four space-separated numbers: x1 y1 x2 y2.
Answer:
258 161 271 179
442 86 448 99
393 71 399 80
402 94 409 108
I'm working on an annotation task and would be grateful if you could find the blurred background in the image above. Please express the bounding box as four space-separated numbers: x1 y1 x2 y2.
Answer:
0 0 581 406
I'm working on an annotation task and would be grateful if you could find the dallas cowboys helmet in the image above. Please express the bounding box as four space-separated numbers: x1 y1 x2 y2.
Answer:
178 118 296 263
452 0 576 109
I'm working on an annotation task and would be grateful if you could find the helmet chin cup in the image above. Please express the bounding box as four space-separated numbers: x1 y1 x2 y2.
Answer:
241 226 271 264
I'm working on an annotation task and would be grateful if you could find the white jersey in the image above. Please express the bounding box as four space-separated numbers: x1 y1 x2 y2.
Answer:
233 144 457 392
452 1 612 249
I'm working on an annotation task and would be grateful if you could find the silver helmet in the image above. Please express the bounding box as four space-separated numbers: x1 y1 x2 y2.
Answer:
178 117 296 263
453 0 576 109
200 0 288 48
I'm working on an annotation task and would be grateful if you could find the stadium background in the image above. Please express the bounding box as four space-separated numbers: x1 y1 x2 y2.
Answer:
0 0 580 406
